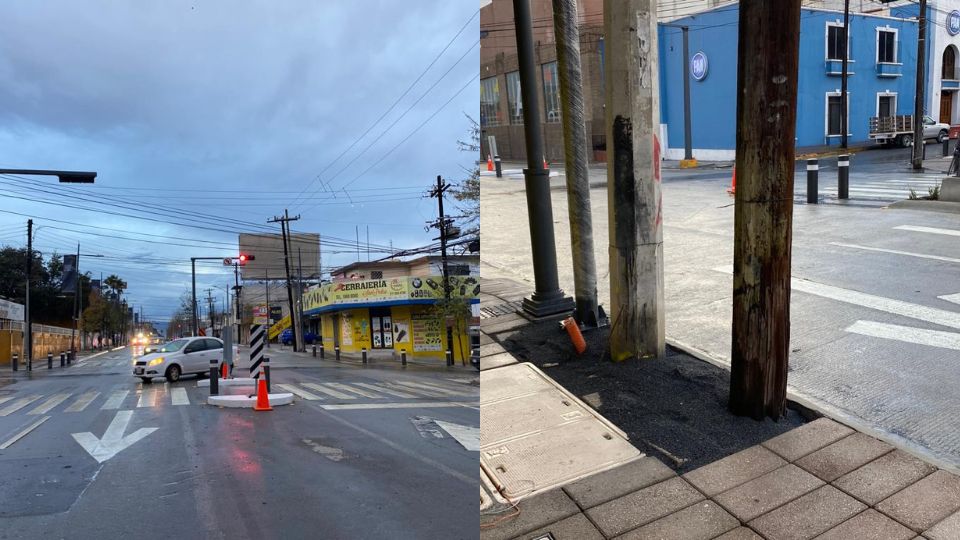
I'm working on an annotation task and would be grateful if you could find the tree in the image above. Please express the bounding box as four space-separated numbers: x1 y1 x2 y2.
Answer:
450 114 480 229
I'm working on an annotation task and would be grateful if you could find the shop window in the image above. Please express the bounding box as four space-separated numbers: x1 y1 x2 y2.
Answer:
542 62 561 123
506 71 523 124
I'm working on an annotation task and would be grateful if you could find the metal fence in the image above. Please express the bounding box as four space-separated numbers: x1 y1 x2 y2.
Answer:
0 322 79 366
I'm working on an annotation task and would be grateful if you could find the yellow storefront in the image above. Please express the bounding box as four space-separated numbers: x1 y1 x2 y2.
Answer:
304 276 478 363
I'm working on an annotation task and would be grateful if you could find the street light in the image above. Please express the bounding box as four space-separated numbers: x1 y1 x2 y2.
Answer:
0 168 97 183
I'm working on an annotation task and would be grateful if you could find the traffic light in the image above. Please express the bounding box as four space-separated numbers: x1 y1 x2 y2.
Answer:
238 254 255 265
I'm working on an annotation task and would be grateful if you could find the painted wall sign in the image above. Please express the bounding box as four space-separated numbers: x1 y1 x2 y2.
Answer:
412 311 442 352
690 51 709 81
949 11 960 36
302 276 479 313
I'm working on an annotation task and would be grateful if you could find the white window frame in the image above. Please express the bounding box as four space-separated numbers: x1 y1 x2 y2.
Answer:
825 20 853 62
876 91 897 117
875 26 901 65
825 91 852 138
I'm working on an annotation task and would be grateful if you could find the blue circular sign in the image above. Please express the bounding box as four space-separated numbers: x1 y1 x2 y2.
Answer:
690 51 708 81
949 10 960 36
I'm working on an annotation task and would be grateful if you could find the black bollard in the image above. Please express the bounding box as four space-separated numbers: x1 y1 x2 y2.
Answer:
48 352 53 370
494 154 503 178
945 137 951 157
362 347 367 364
264 357 271 393
320 344 325 359
807 158 818 204
60 351 65 367
12 353 17 372
838 154 849 200
67 350 73 365
401 349 407 367
446 350 453 367
312 345 316 358
209 358 219 396
335 346 340 362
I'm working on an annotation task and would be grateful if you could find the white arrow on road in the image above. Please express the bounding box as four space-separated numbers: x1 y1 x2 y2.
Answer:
846 320 960 351
72 410 158 464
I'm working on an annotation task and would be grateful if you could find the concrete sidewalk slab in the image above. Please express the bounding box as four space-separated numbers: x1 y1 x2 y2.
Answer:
713 464 824 522
876 470 960 532
761 417 854 461
584 476 703 537
795 432 893 482
747 485 866 540
832 449 936 505
561 456 674 509
682 445 786 497
814 509 914 540
617 500 739 540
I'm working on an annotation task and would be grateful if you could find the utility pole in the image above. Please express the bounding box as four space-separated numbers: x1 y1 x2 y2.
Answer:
268 210 301 352
513 0 575 318
840 0 850 149
71 243 79 355
912 0 928 170
729 0 801 420
605 0 665 361
298 247 305 339
191 258 198 336
25 219 33 370
430 175 456 366
206 289 215 335
553 0 599 328
265 270 271 349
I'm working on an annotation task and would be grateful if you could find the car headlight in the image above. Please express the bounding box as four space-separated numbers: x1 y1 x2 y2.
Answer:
147 357 164 366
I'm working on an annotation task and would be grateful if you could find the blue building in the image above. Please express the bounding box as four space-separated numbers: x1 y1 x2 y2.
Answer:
658 4 922 160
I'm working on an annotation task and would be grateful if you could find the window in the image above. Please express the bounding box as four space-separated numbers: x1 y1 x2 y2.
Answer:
203 338 222 350
827 23 848 61
506 71 523 124
877 29 897 63
944 46 957 80
480 77 501 127
542 62 561 123
370 270 383 279
878 93 896 117
828 96 842 135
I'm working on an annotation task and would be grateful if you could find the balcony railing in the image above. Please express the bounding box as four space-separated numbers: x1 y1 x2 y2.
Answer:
876 63 902 77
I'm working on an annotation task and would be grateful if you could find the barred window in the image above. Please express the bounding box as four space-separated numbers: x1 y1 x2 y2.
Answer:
506 71 523 124
542 62 561 123
480 77 501 127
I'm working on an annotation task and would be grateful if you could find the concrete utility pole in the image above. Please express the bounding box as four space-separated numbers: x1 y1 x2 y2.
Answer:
729 0 801 421
513 0 575 318
553 0 599 327
268 210 301 352
912 0 928 170
604 0 665 361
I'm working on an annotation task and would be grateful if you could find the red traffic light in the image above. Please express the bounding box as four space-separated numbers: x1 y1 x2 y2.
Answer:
238 254 255 265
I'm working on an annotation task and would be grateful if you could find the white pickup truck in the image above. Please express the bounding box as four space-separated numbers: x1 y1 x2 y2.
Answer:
869 115 950 147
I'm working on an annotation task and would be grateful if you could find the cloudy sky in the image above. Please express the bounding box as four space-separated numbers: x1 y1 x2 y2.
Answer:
0 1 479 326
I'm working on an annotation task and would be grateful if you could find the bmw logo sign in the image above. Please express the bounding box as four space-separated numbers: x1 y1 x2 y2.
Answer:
690 51 708 81
949 11 960 36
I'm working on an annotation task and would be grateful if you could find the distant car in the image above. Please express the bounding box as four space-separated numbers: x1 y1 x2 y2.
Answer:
280 329 318 345
132 336 238 383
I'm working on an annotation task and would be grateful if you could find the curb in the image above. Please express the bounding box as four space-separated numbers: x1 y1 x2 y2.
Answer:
666 336 960 477
207 393 294 408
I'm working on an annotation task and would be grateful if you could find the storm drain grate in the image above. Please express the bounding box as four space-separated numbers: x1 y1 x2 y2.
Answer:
480 301 523 319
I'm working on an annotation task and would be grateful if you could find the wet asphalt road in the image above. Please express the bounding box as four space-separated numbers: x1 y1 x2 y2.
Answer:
0 347 478 539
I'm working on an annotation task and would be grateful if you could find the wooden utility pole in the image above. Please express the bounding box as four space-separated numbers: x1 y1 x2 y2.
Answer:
729 0 802 420
912 0 928 170
604 0 664 361
268 210 301 352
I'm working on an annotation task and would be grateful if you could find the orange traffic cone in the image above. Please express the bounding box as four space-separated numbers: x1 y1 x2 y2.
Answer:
561 317 587 355
220 362 228 379
727 166 736 195
253 378 272 411
543 156 549 169
487 154 494 171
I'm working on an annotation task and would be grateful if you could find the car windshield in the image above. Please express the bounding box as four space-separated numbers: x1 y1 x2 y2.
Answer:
157 339 189 353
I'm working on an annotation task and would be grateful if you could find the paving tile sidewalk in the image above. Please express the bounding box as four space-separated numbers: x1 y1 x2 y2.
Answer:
480 277 960 539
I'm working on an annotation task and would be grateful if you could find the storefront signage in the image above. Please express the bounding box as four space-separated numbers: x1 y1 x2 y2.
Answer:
253 305 269 325
411 311 442 352
690 51 708 81
949 11 960 36
302 276 479 313
0 298 24 321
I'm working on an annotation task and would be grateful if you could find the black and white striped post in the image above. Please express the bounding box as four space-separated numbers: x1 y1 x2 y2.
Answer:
209 356 219 396
837 154 849 200
806 158 818 204
60 351 65 367
249 324 265 383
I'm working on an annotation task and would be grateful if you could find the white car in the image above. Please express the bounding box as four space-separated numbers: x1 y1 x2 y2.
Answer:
133 336 237 383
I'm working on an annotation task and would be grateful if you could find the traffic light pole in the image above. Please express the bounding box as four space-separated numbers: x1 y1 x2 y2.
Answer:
191 256 251 337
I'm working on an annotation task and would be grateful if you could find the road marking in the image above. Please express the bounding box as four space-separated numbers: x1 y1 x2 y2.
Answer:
712 266 960 330
846 320 960 351
940 293 960 305
0 416 50 449
410 379 479 395
101 390 129 410
302 383 355 400
72 410 158 464
829 242 960 264
394 381 473 397
137 389 157 408
387 384 446 398
434 420 480 451
411 416 445 439
276 384 323 401
64 391 100 413
170 387 189 406
27 393 72 415
0 396 16 407
353 382 417 399
325 382 382 399
894 225 960 237
319 402 475 410
0 395 42 416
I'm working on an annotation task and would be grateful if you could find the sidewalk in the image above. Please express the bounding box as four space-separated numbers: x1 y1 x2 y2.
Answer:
237 344 479 375
480 278 960 539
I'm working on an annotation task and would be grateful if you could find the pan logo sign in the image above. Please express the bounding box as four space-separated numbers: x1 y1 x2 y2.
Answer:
690 51 708 81
949 11 960 36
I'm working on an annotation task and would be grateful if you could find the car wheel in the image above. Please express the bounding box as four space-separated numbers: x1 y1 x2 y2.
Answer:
938 130 948 144
165 364 181 383
140 377 152 384
899 134 913 148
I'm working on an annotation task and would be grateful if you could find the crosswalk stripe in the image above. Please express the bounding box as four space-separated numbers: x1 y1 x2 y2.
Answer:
101 390 129 410
353 382 417 399
394 381 472 397
137 389 157 408
171 387 189 406
409 379 478 394
28 393 72 415
301 383 356 400
0 396 16 407
326 382 383 399
277 384 323 401
0 395 42 416
320 402 475 410
894 225 960 237
386 384 446 398
65 391 100 412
